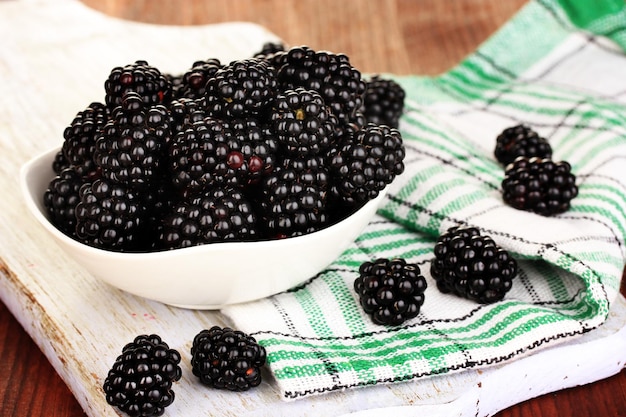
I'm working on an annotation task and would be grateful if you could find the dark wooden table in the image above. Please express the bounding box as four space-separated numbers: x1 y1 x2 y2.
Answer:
2 1 625 415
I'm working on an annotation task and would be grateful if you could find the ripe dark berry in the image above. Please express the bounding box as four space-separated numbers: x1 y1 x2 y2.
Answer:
276 46 366 126
75 178 145 251
175 58 223 100
431 226 518 304
103 334 182 417
167 117 235 196
502 156 578 216
105 60 172 111
354 258 427 326
62 102 110 179
95 92 171 190
270 87 338 156
329 123 405 207
204 58 278 119
43 167 85 237
258 161 328 238
158 186 257 249
362 75 405 128
191 326 267 392
494 124 552 165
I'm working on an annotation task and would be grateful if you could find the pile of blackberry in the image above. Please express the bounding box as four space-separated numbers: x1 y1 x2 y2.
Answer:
43 42 406 252
495 125 578 216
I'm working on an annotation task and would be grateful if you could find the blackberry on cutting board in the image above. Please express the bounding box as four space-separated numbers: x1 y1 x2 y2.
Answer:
103 334 182 417
104 60 172 111
362 75 405 128
270 87 338 156
94 92 171 190
61 101 110 179
276 46 366 126
329 123 405 207
43 167 85 237
74 178 145 251
431 226 518 304
354 258 427 326
191 326 267 392
204 58 278 119
158 186 258 250
502 156 578 216
494 124 552 165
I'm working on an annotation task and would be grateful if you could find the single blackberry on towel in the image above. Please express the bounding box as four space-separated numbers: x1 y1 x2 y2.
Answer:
62 101 110 179
43 167 85 237
104 60 172 111
270 87 338 156
362 75 405 128
431 226 518 304
354 257 427 326
191 326 266 392
257 161 328 239
95 92 171 190
494 124 552 165
204 58 278 119
329 123 405 207
75 178 145 251
103 334 182 417
175 58 223 100
276 46 366 126
158 186 257 249
502 156 578 216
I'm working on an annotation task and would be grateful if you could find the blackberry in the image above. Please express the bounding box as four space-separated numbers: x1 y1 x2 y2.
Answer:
103 334 182 417
258 160 328 238
329 123 405 207
190 326 266 392
167 117 238 196
270 87 338 156
175 58 222 100
52 149 71 175
62 102 110 179
431 226 518 304
494 124 552 165
43 167 85 237
169 97 207 136
95 92 171 190
204 58 278 119
75 178 145 251
502 156 578 216
229 117 278 186
276 46 366 126
158 186 257 249
354 258 427 326
105 60 172 111
253 41 286 58
362 75 405 128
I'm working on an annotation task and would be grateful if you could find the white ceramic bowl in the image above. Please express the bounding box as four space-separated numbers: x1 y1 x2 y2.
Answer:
20 146 386 309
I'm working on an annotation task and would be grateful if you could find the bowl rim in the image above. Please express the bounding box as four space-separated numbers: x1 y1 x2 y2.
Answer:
20 145 387 261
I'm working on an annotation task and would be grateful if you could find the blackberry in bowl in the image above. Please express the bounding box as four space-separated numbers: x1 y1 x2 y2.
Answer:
20 146 387 309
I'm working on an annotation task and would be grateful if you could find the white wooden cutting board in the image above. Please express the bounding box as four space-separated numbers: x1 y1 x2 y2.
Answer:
1 1 625 416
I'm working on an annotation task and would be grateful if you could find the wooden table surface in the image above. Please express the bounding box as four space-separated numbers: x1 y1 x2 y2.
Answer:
2 1 625 416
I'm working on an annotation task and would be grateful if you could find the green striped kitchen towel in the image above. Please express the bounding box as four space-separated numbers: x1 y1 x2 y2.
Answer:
222 0 626 400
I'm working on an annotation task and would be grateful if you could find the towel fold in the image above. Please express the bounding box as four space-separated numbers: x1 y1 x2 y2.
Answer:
222 0 626 400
